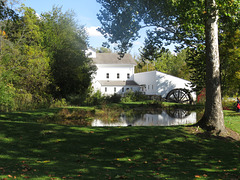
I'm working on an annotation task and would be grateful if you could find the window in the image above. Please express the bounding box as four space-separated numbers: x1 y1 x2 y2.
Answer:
117 73 120 79
122 88 124 92
152 85 154 89
106 73 109 79
114 87 116 93
148 85 150 90
127 73 130 79
105 87 107 92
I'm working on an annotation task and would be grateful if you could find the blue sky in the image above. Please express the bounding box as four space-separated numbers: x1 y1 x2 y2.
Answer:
22 0 145 56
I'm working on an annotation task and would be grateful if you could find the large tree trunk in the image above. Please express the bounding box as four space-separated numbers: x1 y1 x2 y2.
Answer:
197 0 227 135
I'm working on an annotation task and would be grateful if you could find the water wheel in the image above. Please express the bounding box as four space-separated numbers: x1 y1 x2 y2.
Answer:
166 88 193 104
166 109 191 119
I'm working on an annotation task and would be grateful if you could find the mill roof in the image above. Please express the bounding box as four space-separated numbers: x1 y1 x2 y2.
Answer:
92 53 137 65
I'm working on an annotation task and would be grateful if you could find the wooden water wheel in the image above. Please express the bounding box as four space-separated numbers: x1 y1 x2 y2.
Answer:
166 109 191 119
166 88 193 104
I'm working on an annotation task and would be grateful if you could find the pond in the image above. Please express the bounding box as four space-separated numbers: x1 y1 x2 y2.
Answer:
92 109 197 127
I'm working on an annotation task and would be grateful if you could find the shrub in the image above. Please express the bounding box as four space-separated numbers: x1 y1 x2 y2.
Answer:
146 100 163 108
0 82 16 112
39 108 94 126
108 93 121 103
84 91 122 105
14 89 33 110
14 90 53 111
65 93 85 106
222 97 237 111
121 90 147 103
95 103 123 122
197 88 206 105
50 98 68 108
121 95 132 103
84 90 105 106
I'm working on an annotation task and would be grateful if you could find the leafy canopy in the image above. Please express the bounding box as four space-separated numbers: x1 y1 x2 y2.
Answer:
40 6 96 99
97 0 239 55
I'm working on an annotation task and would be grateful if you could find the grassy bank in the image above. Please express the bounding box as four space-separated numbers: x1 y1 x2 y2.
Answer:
0 106 239 179
224 110 240 134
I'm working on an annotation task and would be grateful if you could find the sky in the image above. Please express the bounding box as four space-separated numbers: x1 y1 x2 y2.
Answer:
21 0 145 56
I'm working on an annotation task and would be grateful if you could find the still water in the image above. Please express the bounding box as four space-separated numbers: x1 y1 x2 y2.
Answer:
92 109 197 127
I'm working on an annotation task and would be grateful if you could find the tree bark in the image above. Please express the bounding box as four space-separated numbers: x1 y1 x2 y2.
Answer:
197 0 227 135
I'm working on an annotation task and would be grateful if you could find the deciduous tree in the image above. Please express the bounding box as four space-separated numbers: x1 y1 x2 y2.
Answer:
40 7 96 99
5 6 51 101
96 46 112 53
96 0 240 135
220 30 240 96
136 49 190 80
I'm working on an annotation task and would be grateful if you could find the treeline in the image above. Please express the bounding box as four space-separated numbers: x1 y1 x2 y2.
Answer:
135 49 190 81
0 2 96 111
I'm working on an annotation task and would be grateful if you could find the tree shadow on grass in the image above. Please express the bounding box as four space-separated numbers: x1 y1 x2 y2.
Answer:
0 121 239 179
0 108 62 122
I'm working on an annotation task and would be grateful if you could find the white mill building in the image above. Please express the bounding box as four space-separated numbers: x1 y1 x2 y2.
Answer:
86 48 196 103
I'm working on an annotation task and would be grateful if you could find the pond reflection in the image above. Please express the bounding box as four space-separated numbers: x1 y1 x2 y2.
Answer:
91 109 196 127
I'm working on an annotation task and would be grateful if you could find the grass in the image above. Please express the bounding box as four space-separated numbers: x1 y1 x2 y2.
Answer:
224 110 240 134
0 107 239 179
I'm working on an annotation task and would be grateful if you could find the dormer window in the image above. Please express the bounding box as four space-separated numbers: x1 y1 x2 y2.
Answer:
106 73 109 79
117 73 120 79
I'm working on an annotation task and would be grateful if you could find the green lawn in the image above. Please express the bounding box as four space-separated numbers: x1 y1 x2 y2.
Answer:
224 110 240 134
0 108 239 179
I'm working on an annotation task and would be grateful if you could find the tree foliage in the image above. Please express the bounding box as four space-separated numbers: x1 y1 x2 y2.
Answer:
96 46 112 53
0 6 51 110
0 4 95 111
97 0 239 55
40 7 96 99
0 0 18 21
136 49 190 80
220 29 240 96
96 0 240 134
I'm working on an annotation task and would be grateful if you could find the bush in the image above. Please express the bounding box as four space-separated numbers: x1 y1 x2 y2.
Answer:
0 82 16 112
0 84 53 112
84 90 105 106
121 95 132 103
146 100 163 108
50 98 68 108
84 91 122 105
39 108 94 126
121 90 147 103
108 93 121 103
222 97 237 111
14 89 33 110
197 88 206 105
66 94 85 106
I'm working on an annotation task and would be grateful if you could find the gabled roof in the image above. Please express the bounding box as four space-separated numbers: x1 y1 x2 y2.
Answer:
92 53 137 65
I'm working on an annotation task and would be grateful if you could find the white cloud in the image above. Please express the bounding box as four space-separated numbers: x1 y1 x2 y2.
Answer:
86 26 103 37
